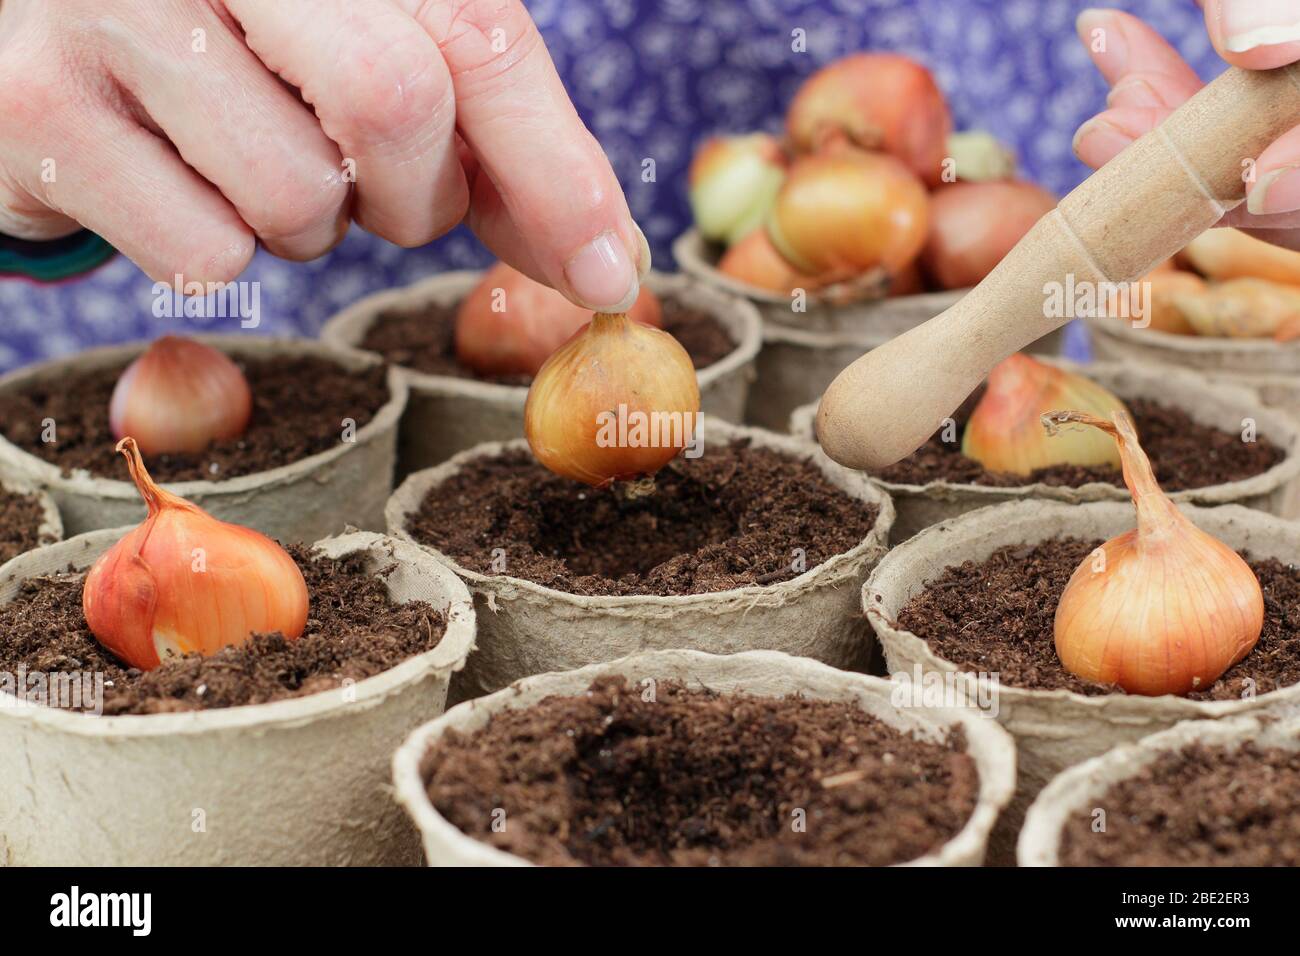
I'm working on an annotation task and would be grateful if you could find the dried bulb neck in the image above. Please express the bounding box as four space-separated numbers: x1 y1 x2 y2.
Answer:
591 312 630 332
116 437 190 515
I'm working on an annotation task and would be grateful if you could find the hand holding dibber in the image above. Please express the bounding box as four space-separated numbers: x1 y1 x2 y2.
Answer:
816 64 1300 471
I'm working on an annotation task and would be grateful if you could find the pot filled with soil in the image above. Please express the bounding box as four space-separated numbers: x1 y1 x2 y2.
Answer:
0 527 475 866
391 648 1016 866
0 480 61 566
387 420 893 698
791 357 1300 540
866 498 1300 859
0 335 407 541
1020 706 1300 866
322 267 761 476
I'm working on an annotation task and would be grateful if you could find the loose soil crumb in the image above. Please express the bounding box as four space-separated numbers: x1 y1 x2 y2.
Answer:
894 537 1300 700
876 391 1282 491
423 676 977 866
0 545 446 715
407 440 879 596
1059 742 1300 866
360 297 736 384
0 355 390 483
0 486 54 565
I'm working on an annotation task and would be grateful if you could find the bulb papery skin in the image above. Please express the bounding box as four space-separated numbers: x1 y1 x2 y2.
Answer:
1048 410 1264 697
1174 278 1300 339
766 146 929 281
109 336 252 456
786 53 951 186
688 134 787 246
82 438 309 670
961 355 1127 475
524 313 701 487
455 262 662 377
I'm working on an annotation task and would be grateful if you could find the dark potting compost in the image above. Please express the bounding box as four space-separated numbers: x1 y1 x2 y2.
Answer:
1058 742 1300 866
0 546 446 715
0 356 390 483
361 297 736 385
877 392 1282 490
0 486 54 565
408 440 879 597
422 676 977 866
894 537 1300 700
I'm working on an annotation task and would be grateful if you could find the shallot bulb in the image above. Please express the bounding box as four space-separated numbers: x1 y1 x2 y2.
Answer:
688 133 787 246
921 181 1056 289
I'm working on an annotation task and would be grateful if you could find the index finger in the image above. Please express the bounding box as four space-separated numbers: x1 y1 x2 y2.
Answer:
406 0 646 312
1204 0 1300 70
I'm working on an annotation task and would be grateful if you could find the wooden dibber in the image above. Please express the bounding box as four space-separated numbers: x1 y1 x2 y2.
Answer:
817 65 1300 471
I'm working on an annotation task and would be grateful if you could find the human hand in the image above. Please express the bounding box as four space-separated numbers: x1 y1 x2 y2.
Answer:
0 0 648 310
1072 3 1300 247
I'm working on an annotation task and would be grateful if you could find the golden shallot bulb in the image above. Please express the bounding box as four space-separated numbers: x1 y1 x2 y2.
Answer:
1181 228 1300 286
1047 410 1263 696
921 180 1056 289
962 355 1128 475
688 133 787 246
1174 278 1300 339
717 228 824 296
83 437 309 670
455 262 662 377
766 144 929 283
524 312 700 487
109 335 252 456
786 53 951 186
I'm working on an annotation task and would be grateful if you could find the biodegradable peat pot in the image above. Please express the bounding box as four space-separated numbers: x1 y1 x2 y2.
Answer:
387 420 894 697
865 499 1300 860
672 228 1062 431
0 529 475 866
392 649 1016 867
1019 706 1300 866
322 269 762 474
0 336 407 541
791 359 1300 541
1086 313 1300 383
0 479 62 565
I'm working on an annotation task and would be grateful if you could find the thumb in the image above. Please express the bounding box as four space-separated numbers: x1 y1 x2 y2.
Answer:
1205 0 1300 69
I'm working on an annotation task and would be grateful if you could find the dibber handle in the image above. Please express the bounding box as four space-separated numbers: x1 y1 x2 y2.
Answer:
817 64 1300 471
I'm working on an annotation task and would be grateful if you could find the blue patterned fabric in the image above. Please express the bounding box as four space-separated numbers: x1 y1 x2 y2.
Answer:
0 0 1222 370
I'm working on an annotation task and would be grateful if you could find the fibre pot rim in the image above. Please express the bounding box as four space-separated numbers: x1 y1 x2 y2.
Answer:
1086 312 1300 357
0 527 477 738
391 647 1017 868
0 335 409 501
864 498 1300 716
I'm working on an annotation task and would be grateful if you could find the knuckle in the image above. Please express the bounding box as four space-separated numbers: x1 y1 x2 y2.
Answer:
248 164 346 244
336 32 452 145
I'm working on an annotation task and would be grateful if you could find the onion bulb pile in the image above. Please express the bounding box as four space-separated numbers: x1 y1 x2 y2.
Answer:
524 311 700 487
688 51 1054 304
83 438 309 670
1047 410 1263 696
962 355 1127 475
109 336 252 455
456 262 662 378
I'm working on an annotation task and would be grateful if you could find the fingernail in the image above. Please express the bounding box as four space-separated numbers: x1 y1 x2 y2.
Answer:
1248 164 1300 215
1222 0 1300 53
1077 8 1126 68
632 222 653 281
1072 116 1133 160
564 230 639 312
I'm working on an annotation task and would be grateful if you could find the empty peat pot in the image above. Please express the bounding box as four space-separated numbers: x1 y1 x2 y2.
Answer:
1019 706 1300 866
387 420 894 697
391 649 1016 866
322 270 761 475
0 336 407 541
0 529 474 866
0 479 61 566
672 227 1063 431
865 499 1300 860
1086 311 1300 403
792 359 1300 540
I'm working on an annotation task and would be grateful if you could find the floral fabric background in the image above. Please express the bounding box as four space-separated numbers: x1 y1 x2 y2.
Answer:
0 0 1223 370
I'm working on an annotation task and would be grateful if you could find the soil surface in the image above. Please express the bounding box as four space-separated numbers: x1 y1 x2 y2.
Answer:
422 675 977 866
360 297 736 384
875 391 1282 491
0 545 446 715
893 537 1300 700
0 486 54 565
0 355 390 483
1059 741 1300 866
407 440 879 596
